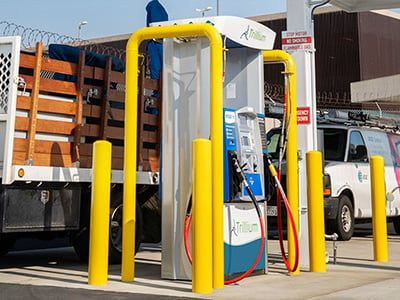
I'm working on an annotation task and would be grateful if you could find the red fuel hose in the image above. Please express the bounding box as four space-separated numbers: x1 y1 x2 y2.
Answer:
268 157 299 273
184 210 265 285
184 158 265 284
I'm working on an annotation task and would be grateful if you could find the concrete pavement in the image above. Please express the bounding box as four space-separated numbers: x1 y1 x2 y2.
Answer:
1 224 400 299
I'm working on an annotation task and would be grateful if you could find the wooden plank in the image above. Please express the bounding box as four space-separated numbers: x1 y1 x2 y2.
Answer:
107 89 125 102
143 77 160 91
34 140 72 155
41 57 77 75
99 56 112 139
82 103 124 121
80 155 123 170
12 152 25 165
110 70 125 84
15 117 75 135
140 131 158 144
80 124 99 137
13 138 72 155
17 96 76 115
79 143 123 158
142 113 159 126
25 42 43 163
12 151 74 167
72 51 85 164
82 103 101 118
19 53 35 69
108 108 124 121
13 138 27 152
83 65 105 80
137 64 146 166
19 74 77 96
80 124 124 140
83 66 124 84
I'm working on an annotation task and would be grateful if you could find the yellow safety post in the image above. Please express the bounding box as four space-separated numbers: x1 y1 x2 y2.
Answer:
125 24 223 286
370 155 388 262
262 50 299 274
192 139 212 294
88 140 112 285
306 151 326 272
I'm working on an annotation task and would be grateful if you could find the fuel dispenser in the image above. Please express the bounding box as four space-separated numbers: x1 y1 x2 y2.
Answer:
223 107 267 278
157 16 276 280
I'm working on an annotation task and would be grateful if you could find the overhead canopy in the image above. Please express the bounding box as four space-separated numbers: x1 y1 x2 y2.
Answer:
152 16 276 50
330 0 400 12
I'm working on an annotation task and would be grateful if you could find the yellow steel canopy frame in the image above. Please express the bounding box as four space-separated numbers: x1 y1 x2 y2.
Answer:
263 50 299 274
123 23 224 288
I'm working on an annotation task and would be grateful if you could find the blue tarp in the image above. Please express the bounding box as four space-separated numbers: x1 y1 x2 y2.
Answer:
146 0 168 27
48 44 125 82
146 0 168 80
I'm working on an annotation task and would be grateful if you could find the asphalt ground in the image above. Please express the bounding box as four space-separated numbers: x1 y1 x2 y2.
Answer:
1 223 400 299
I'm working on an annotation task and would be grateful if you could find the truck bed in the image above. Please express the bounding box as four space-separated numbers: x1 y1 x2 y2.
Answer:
0 37 161 184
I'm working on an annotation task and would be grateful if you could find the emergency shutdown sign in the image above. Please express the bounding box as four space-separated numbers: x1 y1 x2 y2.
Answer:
297 107 310 124
282 30 312 51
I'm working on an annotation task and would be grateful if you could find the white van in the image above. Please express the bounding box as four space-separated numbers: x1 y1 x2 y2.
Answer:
266 120 400 240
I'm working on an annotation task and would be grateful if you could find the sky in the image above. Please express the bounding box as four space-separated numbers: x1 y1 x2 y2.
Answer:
2 1 400 41
0 0 287 40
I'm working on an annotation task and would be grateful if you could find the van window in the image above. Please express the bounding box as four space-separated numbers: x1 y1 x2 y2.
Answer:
266 129 280 159
323 128 347 161
348 131 368 162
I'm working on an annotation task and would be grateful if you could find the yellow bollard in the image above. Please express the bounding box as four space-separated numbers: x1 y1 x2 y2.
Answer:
306 151 326 272
192 139 213 294
88 140 112 285
370 155 388 262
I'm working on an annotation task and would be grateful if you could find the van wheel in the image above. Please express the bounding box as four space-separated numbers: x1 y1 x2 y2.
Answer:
393 217 400 234
335 195 354 240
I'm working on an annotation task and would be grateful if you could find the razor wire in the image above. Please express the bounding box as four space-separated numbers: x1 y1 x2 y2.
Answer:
264 81 400 116
0 21 126 60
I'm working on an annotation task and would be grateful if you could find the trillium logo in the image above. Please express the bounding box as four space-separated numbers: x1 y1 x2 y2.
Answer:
240 25 266 42
232 219 259 235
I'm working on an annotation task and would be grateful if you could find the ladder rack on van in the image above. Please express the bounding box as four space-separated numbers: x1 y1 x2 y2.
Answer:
317 110 400 132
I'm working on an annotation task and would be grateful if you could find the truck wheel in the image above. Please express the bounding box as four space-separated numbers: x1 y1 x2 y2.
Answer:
108 197 143 264
393 217 400 234
0 235 16 256
335 195 354 240
73 194 143 264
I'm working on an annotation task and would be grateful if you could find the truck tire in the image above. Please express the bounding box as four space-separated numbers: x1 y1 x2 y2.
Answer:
108 196 143 264
73 193 143 264
335 195 354 240
0 235 16 256
393 217 400 234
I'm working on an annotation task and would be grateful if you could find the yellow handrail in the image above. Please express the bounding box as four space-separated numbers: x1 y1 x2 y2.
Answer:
263 50 299 274
124 24 224 288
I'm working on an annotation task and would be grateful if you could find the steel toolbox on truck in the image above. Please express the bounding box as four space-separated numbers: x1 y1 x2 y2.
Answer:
267 114 400 241
0 36 161 259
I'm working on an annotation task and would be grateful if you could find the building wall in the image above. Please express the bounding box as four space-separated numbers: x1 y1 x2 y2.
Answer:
314 11 360 100
358 11 400 81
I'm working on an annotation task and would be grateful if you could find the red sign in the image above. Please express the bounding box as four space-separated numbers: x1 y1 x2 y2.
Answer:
282 30 313 51
297 107 310 124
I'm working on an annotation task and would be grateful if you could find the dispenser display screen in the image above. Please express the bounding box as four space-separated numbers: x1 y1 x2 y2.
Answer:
242 136 250 146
